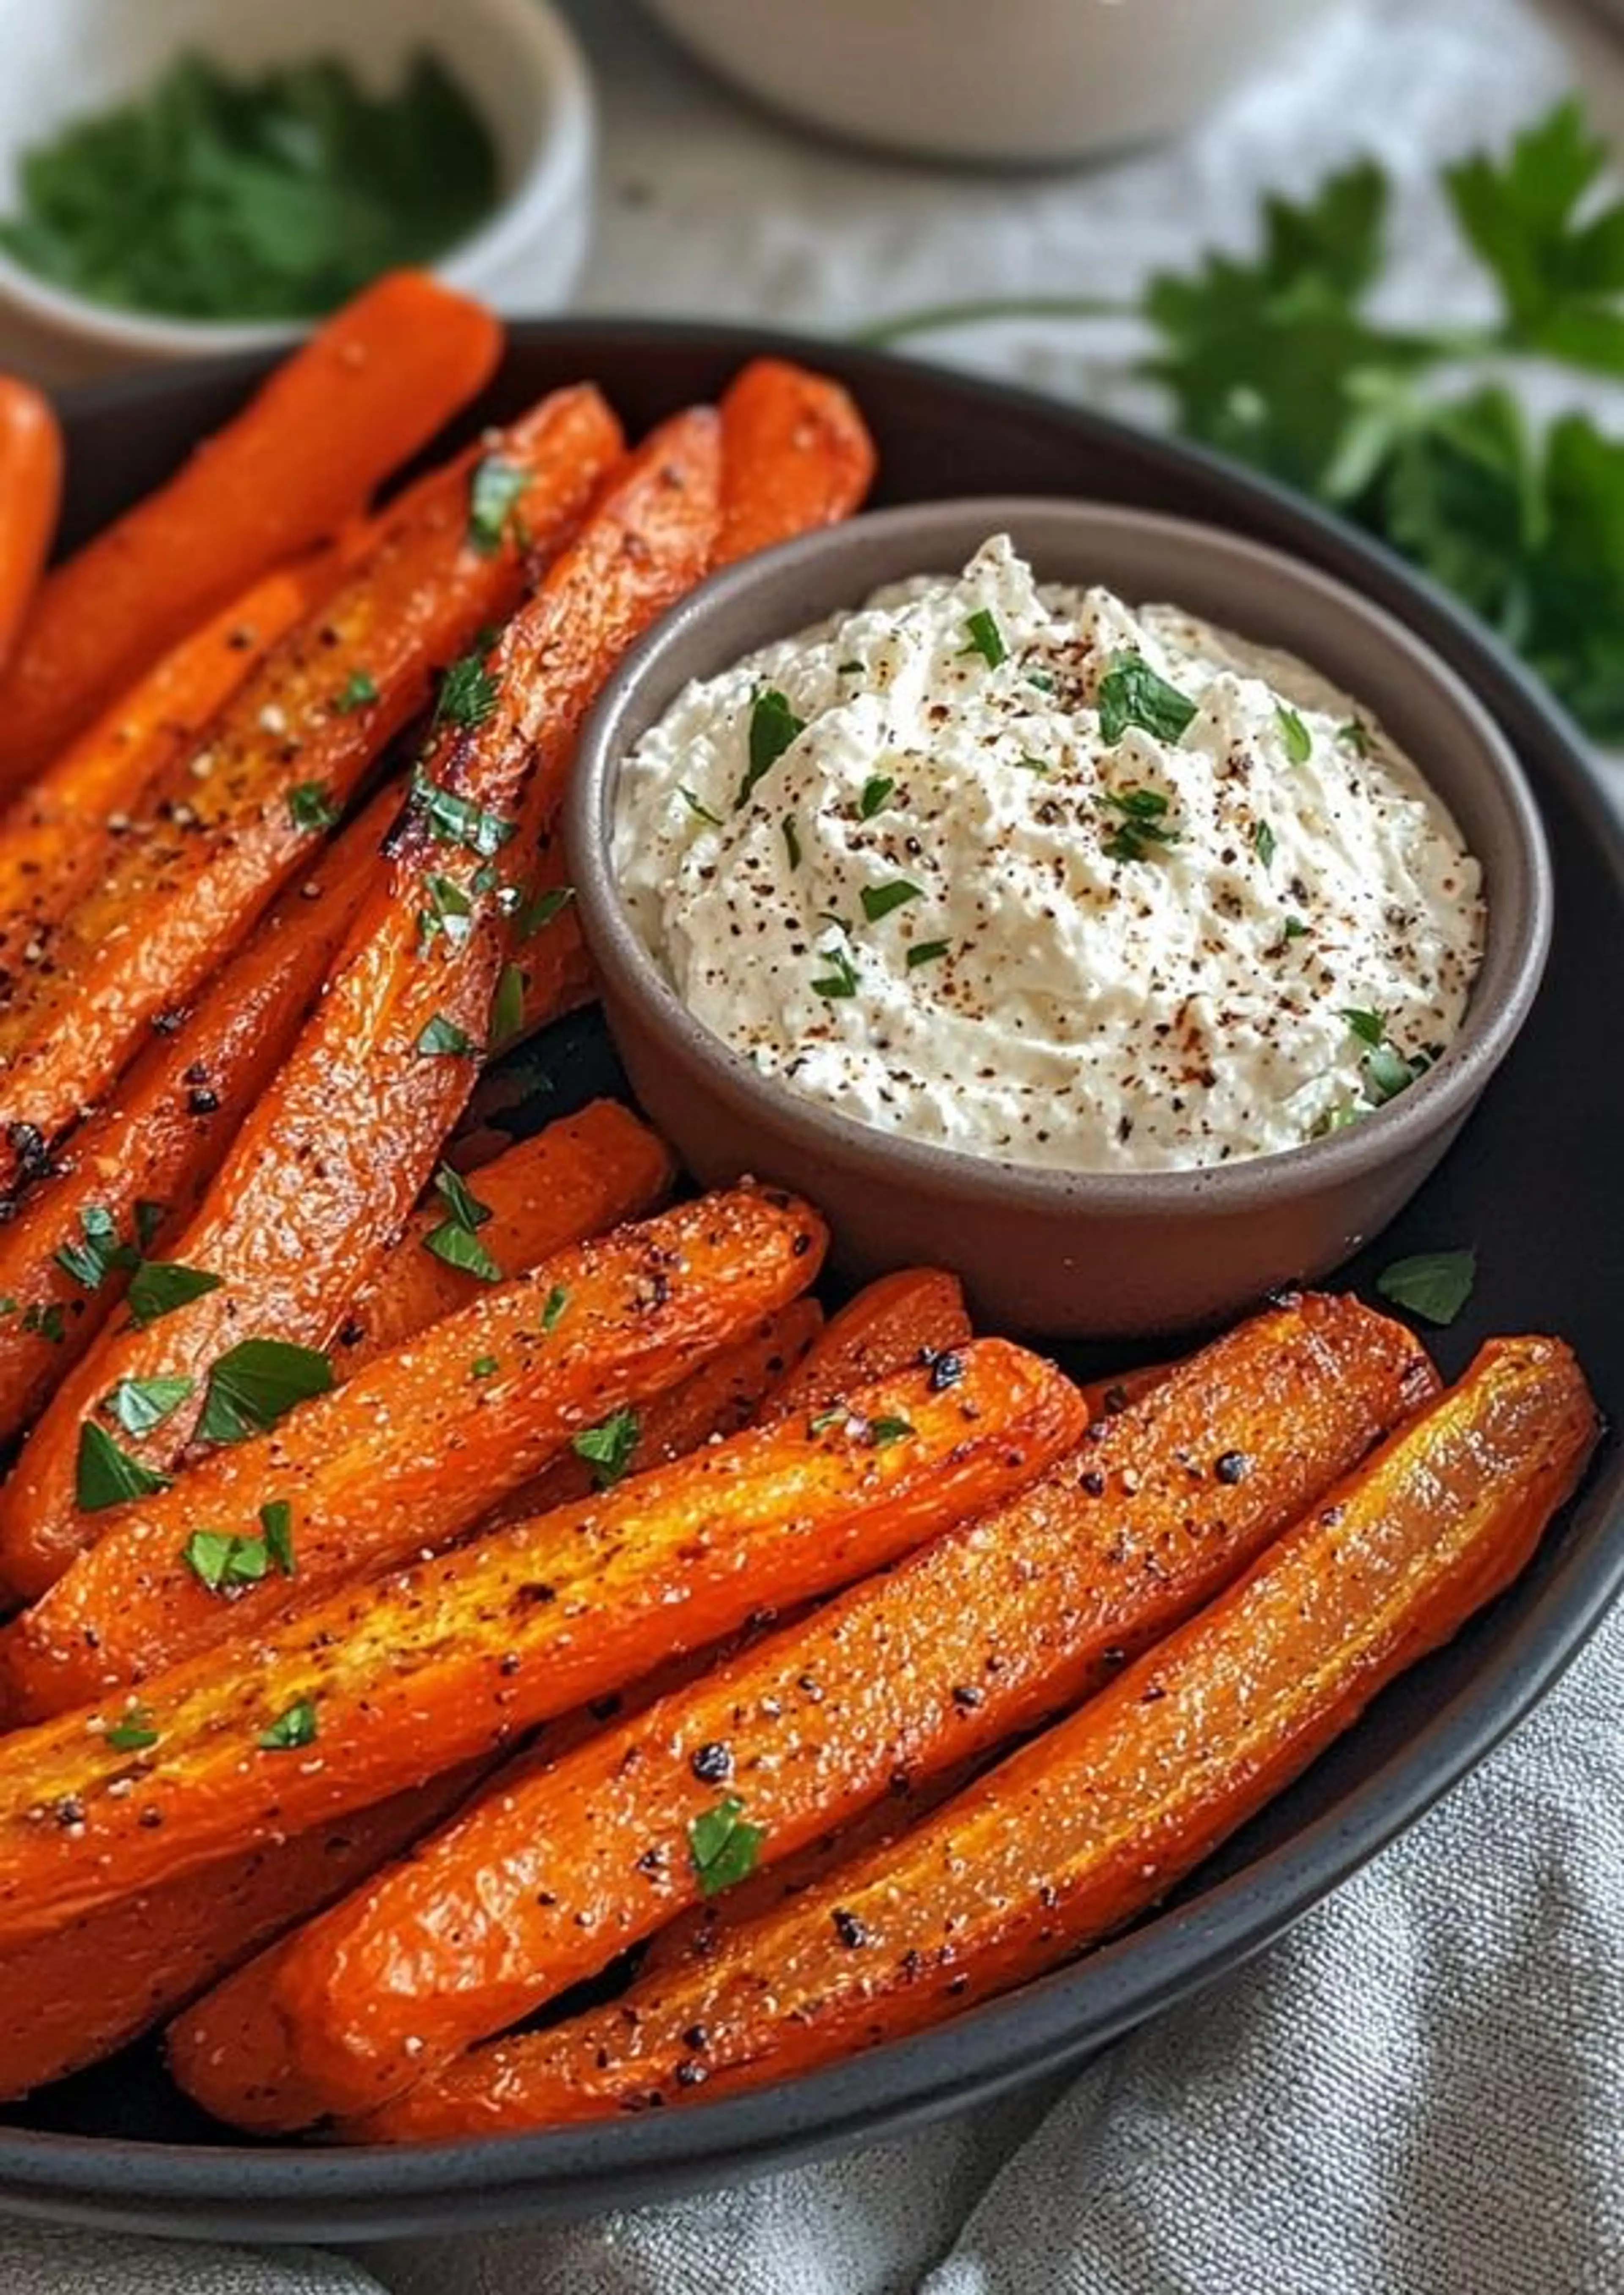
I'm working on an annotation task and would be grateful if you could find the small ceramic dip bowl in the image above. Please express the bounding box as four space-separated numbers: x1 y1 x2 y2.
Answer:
567 499 1551 1338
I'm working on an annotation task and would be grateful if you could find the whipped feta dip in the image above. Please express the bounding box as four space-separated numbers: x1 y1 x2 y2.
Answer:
612 536 1485 1173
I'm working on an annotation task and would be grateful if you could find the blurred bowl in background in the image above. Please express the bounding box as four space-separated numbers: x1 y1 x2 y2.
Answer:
0 0 594 384
642 0 1345 166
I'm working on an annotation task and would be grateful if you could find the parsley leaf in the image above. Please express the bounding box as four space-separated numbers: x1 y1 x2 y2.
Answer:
425 1219 502 1283
1098 784 1182 864
1375 1247 1477 1327
782 815 803 871
489 961 525 1050
1096 653 1197 746
1341 1006 1387 1047
679 785 723 827
104 1705 159 1753
433 652 501 734
1254 819 1277 868
196 1338 334 1446
468 455 529 554
416 1011 478 1057
418 870 475 951
412 767 516 858
860 880 923 923
740 689 805 808
518 883 574 940
181 1527 269 1593
102 1373 194 1437
76 1422 173 1513
260 1499 296 1575
859 775 894 820
906 939 952 970
960 609 1007 668
571 1407 640 1488
332 669 378 714
431 1165 491 1234
687 1793 765 1897
287 781 337 831
259 1698 318 1753
125 1260 222 1328
55 1204 137 1291
811 945 860 1000
1275 705 1313 765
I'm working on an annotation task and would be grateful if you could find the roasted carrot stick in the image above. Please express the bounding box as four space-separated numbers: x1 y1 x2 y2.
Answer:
0 1337 1082 1948
0 559 341 984
502 1297 825 1520
0 788 397 1450
0 1188 829 1701
0 274 502 790
359 1334 1599 2136
0 378 62 680
0 383 622 1195
245 1291 1431 2121
765 1270 971 1418
0 1760 488 2103
714 359 877 567
335 1102 674 1378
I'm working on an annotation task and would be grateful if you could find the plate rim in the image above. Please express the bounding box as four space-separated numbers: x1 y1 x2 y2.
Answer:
3 314 1620 2240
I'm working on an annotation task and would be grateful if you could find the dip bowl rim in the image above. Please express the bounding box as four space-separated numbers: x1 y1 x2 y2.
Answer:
566 494 1552 1225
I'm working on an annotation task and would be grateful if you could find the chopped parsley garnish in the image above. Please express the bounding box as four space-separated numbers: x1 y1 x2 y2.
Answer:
412 766 516 858
134 1200 166 1252
1254 819 1278 868
287 781 338 831
433 652 501 734
858 775 894 820
1025 667 1058 693
259 1698 318 1753
688 1793 765 1897
837 658 864 675
75 1422 173 1513
739 689 805 807
470 1353 500 1380
960 609 1007 668
811 945 860 1000
125 1259 223 1328
1276 705 1313 765
867 1415 916 1448
417 870 475 951
102 1373 194 1437
518 883 574 939
540 1282 570 1333
906 939 952 969
1342 1006 1387 1047
1375 1247 1476 1327
415 1011 478 1057
424 1162 502 1284
22 1301 66 1344
181 1527 269 1593
1095 652 1197 746
332 669 378 714
196 1338 334 1446
808 1406 847 1435
260 1500 296 1575
571 1407 640 1488
1341 1008 1431 1106
1015 753 1050 774
104 1706 159 1753
489 961 525 1050
678 785 723 828
467 455 529 555
1283 914 1310 940
1338 717 1370 756
860 880 923 923
782 815 803 872
55 1205 136 1291
1098 784 1182 864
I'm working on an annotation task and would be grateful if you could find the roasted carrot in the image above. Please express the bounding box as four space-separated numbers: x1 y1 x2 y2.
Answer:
0 559 340 984
0 788 397 1450
0 1338 1082 1947
503 1297 826 1520
359 1335 1599 2136
335 1102 674 1378
0 1761 488 2103
247 1292 1431 2120
714 359 877 567
0 273 502 790
0 1188 830 1701
0 383 622 1195
765 1269 971 1418
0 378 61 679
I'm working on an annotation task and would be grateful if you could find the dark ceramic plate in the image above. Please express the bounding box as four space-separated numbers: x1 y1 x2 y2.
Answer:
0 324 1619 2242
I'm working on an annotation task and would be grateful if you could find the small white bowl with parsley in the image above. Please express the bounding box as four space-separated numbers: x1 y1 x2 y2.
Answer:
0 0 593 381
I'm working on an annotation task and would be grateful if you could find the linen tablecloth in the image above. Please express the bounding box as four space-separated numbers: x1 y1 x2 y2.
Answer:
7 0 1621 2286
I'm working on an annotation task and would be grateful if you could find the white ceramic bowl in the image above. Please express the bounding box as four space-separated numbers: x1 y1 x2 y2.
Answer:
643 0 1344 166
0 0 595 384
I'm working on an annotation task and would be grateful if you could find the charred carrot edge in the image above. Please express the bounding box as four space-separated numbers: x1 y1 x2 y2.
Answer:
0 1337 1082 1949
3 407 710 1551
0 273 502 791
0 1188 829 1705
0 558 341 971
764 1270 971 1418
0 787 397 1456
713 359 877 568
499 1297 826 1522
0 384 622 1196
335 1102 675 1379
249 1292 1433 2120
356 1335 1599 2137
0 378 61 680
0 1761 489 2104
